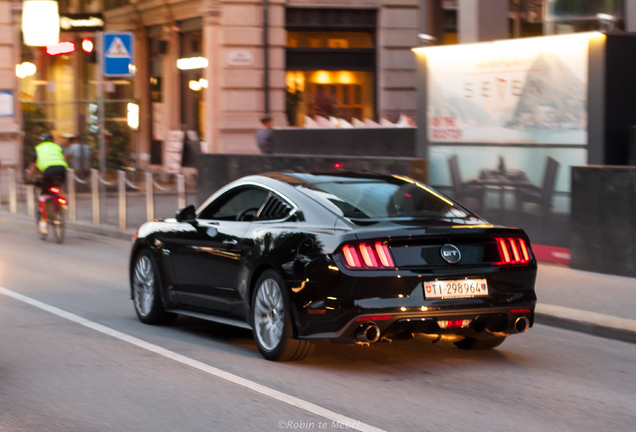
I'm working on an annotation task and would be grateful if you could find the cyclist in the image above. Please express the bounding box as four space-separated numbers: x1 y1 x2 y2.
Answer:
26 132 69 233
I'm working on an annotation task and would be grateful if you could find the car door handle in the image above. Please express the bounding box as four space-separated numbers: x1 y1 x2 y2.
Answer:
222 239 238 247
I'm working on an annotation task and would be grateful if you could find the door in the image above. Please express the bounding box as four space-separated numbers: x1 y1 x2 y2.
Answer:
170 186 270 314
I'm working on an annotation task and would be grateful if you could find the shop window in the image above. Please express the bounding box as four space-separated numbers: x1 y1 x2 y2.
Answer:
287 31 374 49
286 70 374 126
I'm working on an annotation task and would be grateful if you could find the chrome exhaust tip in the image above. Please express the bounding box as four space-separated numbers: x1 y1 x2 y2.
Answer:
355 323 381 343
514 316 530 333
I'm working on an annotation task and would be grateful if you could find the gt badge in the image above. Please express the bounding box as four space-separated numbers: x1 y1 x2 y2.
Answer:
440 244 461 264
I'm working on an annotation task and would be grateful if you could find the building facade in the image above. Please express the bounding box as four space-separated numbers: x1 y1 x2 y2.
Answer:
101 0 422 162
0 0 22 181
5 0 636 181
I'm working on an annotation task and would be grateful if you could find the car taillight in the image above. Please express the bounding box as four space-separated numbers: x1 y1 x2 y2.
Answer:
341 242 395 269
495 237 531 265
57 197 67 205
50 186 60 194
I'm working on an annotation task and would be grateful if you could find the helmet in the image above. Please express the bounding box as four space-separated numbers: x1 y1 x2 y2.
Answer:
40 132 53 142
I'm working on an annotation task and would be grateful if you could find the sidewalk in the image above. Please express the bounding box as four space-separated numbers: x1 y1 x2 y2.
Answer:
3 191 636 345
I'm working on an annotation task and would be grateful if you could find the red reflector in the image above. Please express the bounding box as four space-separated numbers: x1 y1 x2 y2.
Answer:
356 315 392 322
341 241 395 269
446 320 464 329
511 309 531 314
307 309 327 315
495 237 531 266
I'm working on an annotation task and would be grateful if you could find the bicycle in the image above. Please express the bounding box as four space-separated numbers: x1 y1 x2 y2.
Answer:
36 178 67 244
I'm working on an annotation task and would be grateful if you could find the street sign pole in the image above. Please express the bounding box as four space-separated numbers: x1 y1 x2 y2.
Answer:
96 31 107 223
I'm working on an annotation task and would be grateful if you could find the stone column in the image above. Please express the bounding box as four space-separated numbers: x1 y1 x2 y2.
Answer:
0 0 23 191
378 0 420 122
458 0 509 43
134 25 150 169
203 1 221 153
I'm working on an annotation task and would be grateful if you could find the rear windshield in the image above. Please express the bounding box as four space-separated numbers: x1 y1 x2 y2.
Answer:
292 174 476 221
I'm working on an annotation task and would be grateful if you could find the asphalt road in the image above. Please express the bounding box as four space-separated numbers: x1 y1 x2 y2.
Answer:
1 218 635 432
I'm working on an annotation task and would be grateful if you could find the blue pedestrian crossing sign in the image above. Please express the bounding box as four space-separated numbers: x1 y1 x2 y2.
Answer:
103 32 134 77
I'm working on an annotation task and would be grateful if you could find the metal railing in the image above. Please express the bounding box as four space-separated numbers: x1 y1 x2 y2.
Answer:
0 167 188 231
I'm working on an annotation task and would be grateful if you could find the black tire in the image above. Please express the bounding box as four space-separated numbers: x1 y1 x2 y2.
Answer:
251 269 313 361
48 202 65 244
131 250 176 325
454 336 507 350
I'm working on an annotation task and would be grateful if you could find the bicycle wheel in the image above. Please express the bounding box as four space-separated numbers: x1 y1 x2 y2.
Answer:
48 202 65 244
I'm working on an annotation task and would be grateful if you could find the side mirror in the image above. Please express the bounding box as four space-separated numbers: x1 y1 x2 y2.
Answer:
176 204 197 224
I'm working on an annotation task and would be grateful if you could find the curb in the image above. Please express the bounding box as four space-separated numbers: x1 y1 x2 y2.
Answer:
535 304 636 344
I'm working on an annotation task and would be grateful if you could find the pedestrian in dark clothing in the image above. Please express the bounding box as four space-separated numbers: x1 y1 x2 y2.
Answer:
256 114 273 154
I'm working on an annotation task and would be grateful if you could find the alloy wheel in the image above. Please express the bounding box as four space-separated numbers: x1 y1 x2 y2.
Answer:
254 277 285 351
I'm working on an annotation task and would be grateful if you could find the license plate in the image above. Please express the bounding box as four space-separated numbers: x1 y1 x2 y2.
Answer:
424 278 489 299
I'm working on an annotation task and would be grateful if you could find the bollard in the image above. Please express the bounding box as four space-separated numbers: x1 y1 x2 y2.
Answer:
26 184 35 220
118 170 127 230
145 172 154 221
68 168 77 221
8 168 16 215
91 168 99 225
177 174 185 210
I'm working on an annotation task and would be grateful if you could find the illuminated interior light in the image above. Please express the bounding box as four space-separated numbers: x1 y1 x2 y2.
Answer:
413 31 605 55
127 103 139 129
313 70 331 84
336 71 354 84
199 78 208 89
188 80 202 91
16 62 37 78
177 57 208 70
46 41 75 56
22 1 60 46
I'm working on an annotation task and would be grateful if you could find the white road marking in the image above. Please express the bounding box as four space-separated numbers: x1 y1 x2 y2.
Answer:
0 286 386 432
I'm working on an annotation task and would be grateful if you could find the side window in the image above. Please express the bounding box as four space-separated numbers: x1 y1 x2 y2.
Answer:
198 187 269 221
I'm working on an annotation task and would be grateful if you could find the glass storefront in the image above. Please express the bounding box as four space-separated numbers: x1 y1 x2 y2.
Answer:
285 9 377 127
286 70 374 125
179 29 205 142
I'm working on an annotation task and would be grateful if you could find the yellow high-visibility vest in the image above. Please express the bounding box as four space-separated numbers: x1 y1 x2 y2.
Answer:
35 142 68 172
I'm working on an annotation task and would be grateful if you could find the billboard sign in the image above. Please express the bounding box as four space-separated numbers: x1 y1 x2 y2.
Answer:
420 32 604 145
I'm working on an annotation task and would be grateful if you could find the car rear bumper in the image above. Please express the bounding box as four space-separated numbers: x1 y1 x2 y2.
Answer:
300 306 535 343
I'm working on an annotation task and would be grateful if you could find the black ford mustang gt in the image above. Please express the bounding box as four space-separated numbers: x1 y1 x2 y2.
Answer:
129 172 537 361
